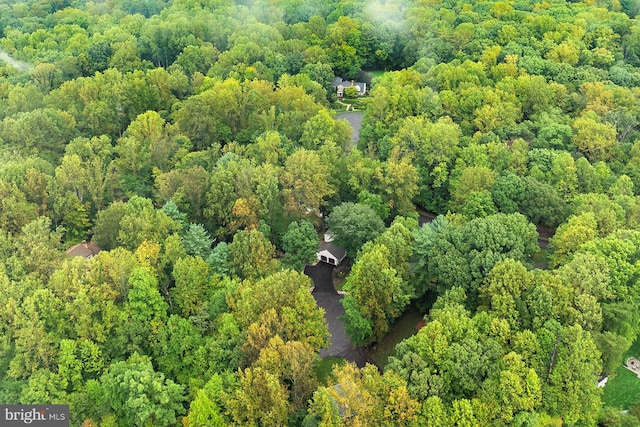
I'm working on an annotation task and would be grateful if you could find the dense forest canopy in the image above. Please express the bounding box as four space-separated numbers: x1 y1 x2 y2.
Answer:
1 0 640 425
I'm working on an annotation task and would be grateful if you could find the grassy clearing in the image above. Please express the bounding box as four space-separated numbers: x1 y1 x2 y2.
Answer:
532 249 549 270
366 70 387 82
603 368 640 410
369 310 423 369
332 265 350 292
603 338 640 409
316 357 346 386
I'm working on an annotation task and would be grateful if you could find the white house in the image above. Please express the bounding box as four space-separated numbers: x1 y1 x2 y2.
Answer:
317 241 347 266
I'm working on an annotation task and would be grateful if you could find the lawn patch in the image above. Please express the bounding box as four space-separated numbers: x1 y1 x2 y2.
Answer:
603 367 640 409
603 337 640 409
316 357 346 386
366 70 387 82
369 310 423 368
532 249 549 269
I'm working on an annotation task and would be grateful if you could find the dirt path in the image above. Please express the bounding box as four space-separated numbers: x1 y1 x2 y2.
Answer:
336 100 352 111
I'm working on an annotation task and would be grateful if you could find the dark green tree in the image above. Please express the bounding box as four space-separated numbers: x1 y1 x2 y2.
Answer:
182 223 214 260
281 220 319 271
413 213 538 305
152 315 207 384
207 242 230 277
326 202 385 259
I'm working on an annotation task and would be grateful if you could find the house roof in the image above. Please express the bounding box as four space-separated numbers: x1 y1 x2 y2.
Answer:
65 241 101 258
331 77 366 94
319 241 346 261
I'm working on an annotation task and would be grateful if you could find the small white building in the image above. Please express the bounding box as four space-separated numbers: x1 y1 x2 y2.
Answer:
317 241 347 266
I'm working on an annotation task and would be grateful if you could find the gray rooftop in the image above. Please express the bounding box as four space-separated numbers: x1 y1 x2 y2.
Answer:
320 241 346 260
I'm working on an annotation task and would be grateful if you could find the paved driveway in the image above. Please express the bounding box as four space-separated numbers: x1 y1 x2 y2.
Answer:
334 111 363 148
305 263 369 367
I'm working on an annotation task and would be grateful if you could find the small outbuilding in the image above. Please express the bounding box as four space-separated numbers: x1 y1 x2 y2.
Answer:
317 241 346 266
65 240 101 259
597 376 608 388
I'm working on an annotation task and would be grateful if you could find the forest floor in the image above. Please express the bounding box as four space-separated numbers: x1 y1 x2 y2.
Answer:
316 357 347 385
532 250 549 269
536 224 554 249
368 310 423 368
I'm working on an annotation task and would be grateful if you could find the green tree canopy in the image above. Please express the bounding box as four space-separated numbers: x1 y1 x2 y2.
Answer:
227 228 278 281
326 202 385 259
281 219 319 271
230 269 328 359
98 352 186 427
413 213 538 305
341 243 412 345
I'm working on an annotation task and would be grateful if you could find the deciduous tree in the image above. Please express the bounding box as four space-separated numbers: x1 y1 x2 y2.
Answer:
172 256 211 318
548 213 598 267
230 269 328 356
572 111 617 161
227 367 289 427
281 219 319 271
99 353 186 427
341 243 412 345
326 202 385 259
227 228 278 281
280 148 334 221
308 363 420 426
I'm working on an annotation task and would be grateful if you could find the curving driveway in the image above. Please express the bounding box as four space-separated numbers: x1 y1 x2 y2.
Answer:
305 263 369 367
